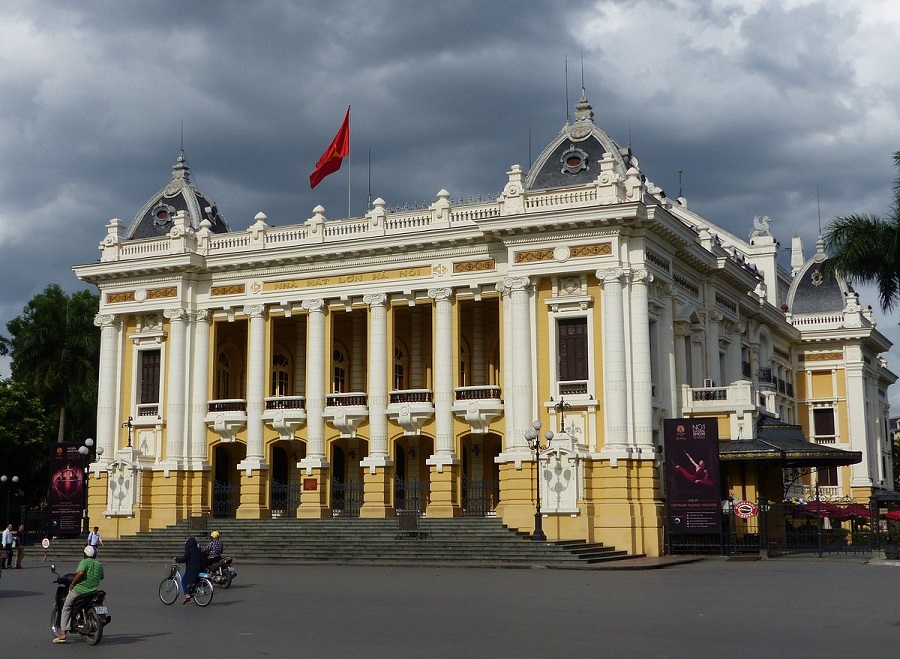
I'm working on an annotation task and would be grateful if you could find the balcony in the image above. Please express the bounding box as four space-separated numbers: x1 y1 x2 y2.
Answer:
323 392 368 438
133 403 161 426
452 385 504 434
386 389 435 435
205 399 247 442
262 396 307 440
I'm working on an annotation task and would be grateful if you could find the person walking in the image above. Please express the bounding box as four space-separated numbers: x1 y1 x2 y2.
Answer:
14 524 25 568
54 545 104 644
173 536 203 604
86 526 103 555
1 523 13 569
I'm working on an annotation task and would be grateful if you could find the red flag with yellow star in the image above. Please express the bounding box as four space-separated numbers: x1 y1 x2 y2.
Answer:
309 107 350 189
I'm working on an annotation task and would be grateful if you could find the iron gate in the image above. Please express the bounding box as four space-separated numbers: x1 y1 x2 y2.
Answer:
462 478 499 517
395 478 429 512
212 484 240 519
331 478 362 517
270 481 302 518
668 499 875 556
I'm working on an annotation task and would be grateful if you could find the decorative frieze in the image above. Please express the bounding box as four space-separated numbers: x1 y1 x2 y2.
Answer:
799 352 843 362
569 243 612 258
453 258 496 273
645 249 671 272
264 265 430 291
673 274 699 297
107 291 135 304
211 284 246 296
514 248 554 264
147 287 177 299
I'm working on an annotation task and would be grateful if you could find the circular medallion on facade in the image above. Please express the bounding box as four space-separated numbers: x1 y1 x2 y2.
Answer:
135 289 147 303
553 245 570 263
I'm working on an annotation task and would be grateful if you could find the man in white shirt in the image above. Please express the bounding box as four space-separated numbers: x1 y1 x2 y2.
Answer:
86 526 103 555
1 523 13 569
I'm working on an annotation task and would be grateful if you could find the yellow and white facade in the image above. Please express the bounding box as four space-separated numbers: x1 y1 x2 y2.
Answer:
74 96 895 556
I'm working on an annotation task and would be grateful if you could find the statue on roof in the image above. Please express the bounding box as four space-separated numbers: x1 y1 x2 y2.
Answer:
750 215 772 239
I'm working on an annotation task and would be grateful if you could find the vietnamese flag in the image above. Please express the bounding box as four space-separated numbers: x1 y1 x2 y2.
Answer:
309 107 350 189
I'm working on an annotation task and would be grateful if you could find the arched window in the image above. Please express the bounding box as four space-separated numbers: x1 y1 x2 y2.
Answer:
271 352 290 397
333 349 346 393
393 346 406 390
216 352 231 398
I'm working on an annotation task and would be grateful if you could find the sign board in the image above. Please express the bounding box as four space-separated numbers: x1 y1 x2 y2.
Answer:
303 478 318 491
48 443 85 535
733 500 758 519
664 418 722 534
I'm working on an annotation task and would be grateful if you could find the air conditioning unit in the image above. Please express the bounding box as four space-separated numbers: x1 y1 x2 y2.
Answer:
703 379 716 388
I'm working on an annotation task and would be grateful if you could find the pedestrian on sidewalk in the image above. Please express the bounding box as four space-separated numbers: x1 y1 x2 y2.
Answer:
86 526 103 555
14 524 25 568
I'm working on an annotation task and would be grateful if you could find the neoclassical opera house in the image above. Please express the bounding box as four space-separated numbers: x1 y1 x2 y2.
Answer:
74 96 896 557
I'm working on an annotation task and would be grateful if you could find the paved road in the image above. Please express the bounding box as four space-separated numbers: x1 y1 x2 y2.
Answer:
1 556 898 658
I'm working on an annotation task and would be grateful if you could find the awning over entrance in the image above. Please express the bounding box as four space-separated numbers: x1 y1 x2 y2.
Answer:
718 417 862 468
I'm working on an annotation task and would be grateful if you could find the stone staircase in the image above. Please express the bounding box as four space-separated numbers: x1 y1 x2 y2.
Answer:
43 517 640 567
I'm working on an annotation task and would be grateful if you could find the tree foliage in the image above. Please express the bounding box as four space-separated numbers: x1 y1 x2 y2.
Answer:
0 379 52 510
0 284 100 444
822 151 900 313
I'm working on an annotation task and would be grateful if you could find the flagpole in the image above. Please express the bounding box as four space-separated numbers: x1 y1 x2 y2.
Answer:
347 105 351 218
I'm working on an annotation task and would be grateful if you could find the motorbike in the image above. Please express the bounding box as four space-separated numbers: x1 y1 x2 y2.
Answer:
50 564 111 645
205 556 237 588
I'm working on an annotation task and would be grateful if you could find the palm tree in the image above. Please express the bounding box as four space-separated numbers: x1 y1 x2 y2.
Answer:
822 151 900 313
0 285 100 443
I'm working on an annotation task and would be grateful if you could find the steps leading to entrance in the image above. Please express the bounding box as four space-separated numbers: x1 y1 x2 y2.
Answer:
44 518 642 567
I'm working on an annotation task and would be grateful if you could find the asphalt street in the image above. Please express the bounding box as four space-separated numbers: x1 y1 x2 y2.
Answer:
1 554 898 658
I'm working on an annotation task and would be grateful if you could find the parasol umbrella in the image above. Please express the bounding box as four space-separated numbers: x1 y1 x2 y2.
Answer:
883 509 900 520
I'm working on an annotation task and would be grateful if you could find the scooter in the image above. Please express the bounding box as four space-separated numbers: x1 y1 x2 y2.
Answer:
205 556 237 588
50 564 111 645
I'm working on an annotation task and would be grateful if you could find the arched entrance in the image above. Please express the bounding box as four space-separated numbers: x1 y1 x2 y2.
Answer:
462 433 501 516
394 436 432 512
269 442 303 518
330 442 363 517
212 443 246 519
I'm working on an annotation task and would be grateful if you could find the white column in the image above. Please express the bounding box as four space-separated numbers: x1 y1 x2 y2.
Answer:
846 361 872 487
498 282 516 451
507 277 533 452
163 308 187 465
361 294 391 468
706 310 721 385
427 288 456 461
630 270 654 451
656 284 677 417
299 299 328 470
293 317 306 397
597 268 628 454
238 304 267 470
94 313 120 462
189 310 211 465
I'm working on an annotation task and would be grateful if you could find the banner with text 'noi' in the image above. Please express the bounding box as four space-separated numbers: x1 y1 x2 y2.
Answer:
664 418 722 534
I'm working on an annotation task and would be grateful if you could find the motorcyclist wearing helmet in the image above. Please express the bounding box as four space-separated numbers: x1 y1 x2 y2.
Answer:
54 545 104 644
201 530 223 569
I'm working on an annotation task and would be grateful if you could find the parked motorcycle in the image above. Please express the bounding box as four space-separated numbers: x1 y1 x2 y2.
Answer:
205 556 237 588
50 565 111 645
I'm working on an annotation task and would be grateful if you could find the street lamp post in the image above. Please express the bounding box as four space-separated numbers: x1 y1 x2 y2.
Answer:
1 475 19 524
78 438 104 534
524 420 554 542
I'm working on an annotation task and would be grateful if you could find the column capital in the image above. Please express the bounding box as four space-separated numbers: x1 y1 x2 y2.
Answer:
243 304 266 319
363 293 387 308
163 307 187 322
496 276 531 296
93 313 118 328
191 309 211 323
301 298 325 313
596 267 625 284
427 287 453 302
631 269 654 285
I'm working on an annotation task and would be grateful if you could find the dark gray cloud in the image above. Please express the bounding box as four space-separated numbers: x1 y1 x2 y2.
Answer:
1 0 899 405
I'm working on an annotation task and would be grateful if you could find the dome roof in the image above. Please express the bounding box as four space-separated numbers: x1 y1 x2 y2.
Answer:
125 153 230 240
786 237 851 315
525 94 635 191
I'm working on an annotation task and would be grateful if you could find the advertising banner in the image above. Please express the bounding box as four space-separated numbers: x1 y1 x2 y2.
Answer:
48 443 85 535
664 418 722 534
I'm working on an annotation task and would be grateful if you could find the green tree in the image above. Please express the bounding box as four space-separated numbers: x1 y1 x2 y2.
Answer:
0 379 52 511
822 151 900 313
0 284 100 443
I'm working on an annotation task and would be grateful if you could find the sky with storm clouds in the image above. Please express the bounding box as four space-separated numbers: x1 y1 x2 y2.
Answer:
1 1 899 407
